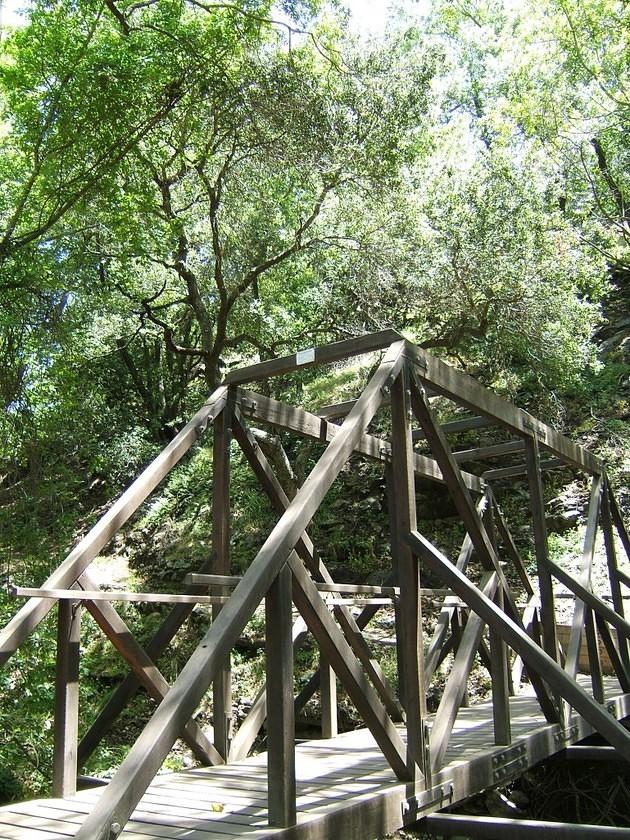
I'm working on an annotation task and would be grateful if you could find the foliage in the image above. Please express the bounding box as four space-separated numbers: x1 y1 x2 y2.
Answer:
1 0 629 808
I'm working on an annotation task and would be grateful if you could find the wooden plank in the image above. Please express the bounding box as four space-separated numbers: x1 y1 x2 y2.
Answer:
73 341 406 840
235 388 484 493
389 366 429 781
212 399 233 761
482 459 564 480
584 608 604 702
453 440 525 462
430 572 498 771
0 387 227 669
319 655 338 739
53 599 81 798
10 587 226 605
412 415 495 441
423 813 630 838
404 342 603 474
266 565 296 827
525 437 560 668
224 330 402 385
407 529 630 761
565 476 602 680
184 574 241 588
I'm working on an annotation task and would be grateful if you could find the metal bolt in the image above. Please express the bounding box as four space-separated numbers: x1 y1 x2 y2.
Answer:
110 823 121 837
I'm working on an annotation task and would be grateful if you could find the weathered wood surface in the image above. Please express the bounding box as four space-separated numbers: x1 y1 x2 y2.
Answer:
1 677 627 840
0 387 228 668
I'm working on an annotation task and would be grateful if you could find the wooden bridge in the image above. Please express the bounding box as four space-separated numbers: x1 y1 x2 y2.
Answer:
2 330 630 840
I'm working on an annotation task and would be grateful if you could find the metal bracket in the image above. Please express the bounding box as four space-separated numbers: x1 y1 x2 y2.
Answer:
523 418 547 441
239 397 257 415
402 782 454 819
553 723 579 746
492 743 527 783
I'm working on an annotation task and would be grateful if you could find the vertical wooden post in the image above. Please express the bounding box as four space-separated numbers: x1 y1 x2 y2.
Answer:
524 436 559 666
601 484 630 672
389 365 428 783
266 565 296 827
212 401 232 761
490 588 512 744
385 465 406 708
584 609 604 703
484 498 511 744
320 654 338 739
450 610 469 707
53 599 81 798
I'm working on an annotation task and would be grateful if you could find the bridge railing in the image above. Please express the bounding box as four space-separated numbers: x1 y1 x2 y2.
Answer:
1 331 629 840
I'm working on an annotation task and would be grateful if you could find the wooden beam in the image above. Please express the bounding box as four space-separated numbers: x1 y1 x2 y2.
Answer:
232 411 404 724
78 560 226 766
491 497 536 597
407 529 630 762
53 600 81 798
546 558 630 641
9 587 226 605
0 386 227 668
485 503 511 743
320 654 338 739
453 440 525 462
430 572 498 771
412 415 495 441
525 437 560 668
483 458 564 480
265 565 296 827
78 576 223 767
73 341 406 840
225 329 402 385
423 814 630 839
424 504 483 683
389 365 429 781
601 485 630 671
212 399 232 761
565 476 603 683
287 551 411 780
404 342 603 474
235 387 484 493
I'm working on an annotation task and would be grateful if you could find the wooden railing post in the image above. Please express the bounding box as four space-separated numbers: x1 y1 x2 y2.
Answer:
320 654 338 739
212 399 232 761
266 565 296 827
524 436 560 667
601 484 630 672
389 365 429 783
53 599 81 798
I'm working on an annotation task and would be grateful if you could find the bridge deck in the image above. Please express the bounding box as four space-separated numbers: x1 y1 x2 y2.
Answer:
2 677 628 840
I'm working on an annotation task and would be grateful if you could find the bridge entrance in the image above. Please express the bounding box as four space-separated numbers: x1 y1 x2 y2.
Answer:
1 331 629 839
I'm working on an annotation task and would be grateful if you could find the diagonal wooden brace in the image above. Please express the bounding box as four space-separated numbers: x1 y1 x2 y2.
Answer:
407 530 630 763
73 341 406 840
